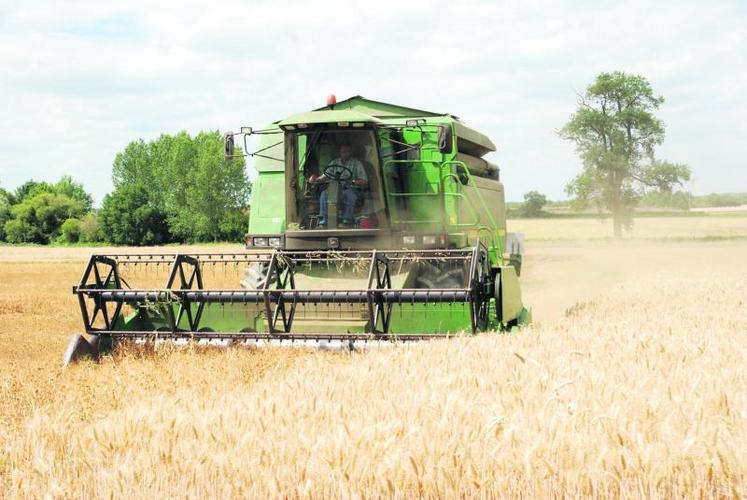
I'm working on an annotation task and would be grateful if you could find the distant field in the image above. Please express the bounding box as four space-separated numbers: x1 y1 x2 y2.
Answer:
1 219 746 496
698 204 747 213
511 214 747 240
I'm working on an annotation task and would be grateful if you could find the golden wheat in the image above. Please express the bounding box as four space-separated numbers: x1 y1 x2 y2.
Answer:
1 224 746 497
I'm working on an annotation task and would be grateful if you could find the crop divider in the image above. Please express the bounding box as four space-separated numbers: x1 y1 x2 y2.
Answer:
74 255 124 333
366 250 393 334
263 250 297 334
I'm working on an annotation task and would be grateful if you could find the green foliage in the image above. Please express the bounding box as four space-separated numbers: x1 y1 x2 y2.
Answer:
169 131 251 241
110 130 250 243
0 187 11 241
14 180 52 203
52 176 94 211
60 218 82 243
3 193 85 244
640 160 691 194
560 71 691 236
79 212 102 242
3 218 41 243
638 191 692 210
519 191 548 217
12 177 93 210
218 208 250 241
112 140 152 193
691 192 747 208
99 184 170 245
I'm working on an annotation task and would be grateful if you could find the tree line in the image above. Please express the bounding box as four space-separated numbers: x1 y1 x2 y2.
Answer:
2 74 697 243
0 130 250 245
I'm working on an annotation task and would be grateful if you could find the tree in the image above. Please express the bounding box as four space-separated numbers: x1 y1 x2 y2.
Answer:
0 187 12 241
3 218 41 243
99 184 170 245
519 191 548 217
218 208 250 241
53 176 94 211
168 131 250 241
60 218 82 243
12 177 93 210
560 71 691 237
112 140 152 192
109 131 250 243
79 212 102 242
640 160 691 194
14 180 53 203
3 193 85 244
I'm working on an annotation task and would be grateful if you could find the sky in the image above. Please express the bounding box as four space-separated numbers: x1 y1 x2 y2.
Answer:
0 0 745 204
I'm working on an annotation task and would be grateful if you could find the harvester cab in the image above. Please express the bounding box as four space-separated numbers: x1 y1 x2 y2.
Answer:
65 96 531 366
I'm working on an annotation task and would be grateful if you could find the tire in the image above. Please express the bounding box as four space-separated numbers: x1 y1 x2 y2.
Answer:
414 262 465 289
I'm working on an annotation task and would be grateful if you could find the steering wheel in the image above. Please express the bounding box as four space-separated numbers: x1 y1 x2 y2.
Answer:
323 164 353 181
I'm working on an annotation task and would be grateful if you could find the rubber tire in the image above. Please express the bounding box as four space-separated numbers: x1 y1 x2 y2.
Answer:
415 262 464 289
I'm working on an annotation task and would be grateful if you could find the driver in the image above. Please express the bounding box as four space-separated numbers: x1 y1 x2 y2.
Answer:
310 143 368 228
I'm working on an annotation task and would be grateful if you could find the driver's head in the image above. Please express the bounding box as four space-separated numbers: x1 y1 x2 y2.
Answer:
338 143 352 161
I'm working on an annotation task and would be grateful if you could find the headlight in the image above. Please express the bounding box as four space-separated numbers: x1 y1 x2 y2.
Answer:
422 235 436 246
253 237 268 247
402 235 416 246
268 237 282 247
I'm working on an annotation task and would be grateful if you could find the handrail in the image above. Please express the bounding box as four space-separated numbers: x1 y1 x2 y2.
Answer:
441 161 499 231
378 159 505 261
441 172 481 229
441 160 504 259
382 159 445 227
443 192 480 228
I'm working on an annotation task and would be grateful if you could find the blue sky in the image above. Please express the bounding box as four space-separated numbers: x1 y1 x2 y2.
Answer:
0 0 745 204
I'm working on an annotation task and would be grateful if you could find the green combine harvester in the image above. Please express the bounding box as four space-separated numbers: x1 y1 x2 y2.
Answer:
65 96 530 365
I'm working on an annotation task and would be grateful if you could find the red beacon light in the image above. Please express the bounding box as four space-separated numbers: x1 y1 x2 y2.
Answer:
327 94 337 106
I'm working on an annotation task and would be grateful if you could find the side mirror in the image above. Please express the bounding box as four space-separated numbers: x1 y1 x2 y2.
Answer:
438 125 453 154
224 132 235 160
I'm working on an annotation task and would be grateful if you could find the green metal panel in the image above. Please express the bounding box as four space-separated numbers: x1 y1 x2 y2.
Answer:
279 110 383 127
248 172 286 234
182 303 262 332
327 97 495 156
453 121 496 155
387 303 475 334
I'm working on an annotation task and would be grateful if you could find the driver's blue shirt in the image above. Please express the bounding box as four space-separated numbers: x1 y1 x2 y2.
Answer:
327 157 367 185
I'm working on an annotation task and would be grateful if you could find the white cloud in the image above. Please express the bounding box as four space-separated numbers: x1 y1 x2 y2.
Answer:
0 0 745 203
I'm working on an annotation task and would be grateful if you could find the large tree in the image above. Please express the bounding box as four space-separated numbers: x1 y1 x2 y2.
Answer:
109 131 250 243
99 184 170 245
3 192 85 244
168 131 250 241
560 71 690 237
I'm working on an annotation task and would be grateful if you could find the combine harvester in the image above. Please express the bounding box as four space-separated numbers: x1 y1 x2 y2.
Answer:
65 96 530 365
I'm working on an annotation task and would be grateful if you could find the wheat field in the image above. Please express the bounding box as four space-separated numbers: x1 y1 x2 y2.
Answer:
1 219 746 497
511 214 747 240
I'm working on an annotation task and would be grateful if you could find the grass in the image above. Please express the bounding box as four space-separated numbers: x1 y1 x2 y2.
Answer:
0 219 746 496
